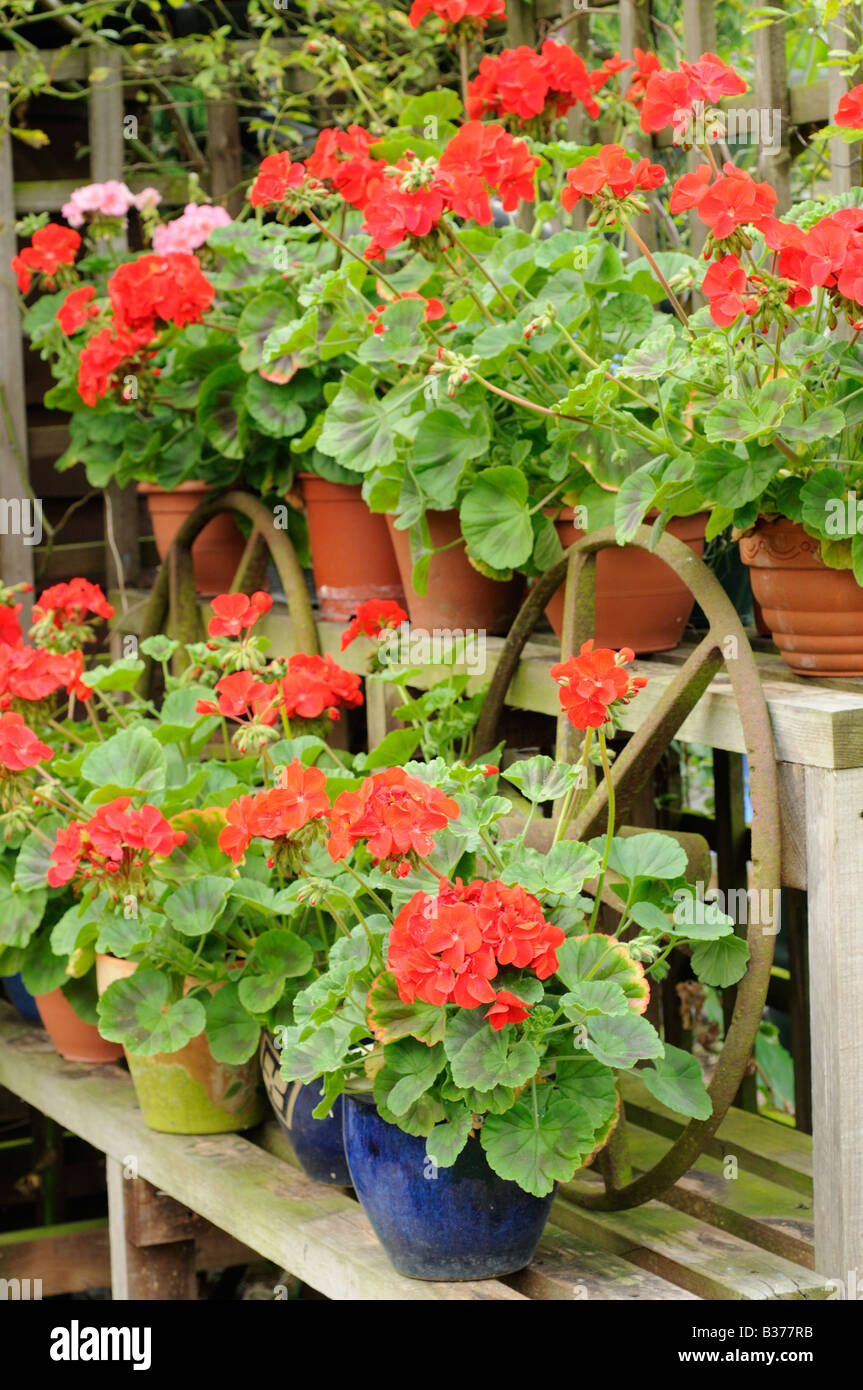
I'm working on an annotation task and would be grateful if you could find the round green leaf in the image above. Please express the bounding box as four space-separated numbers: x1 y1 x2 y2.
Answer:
97 970 205 1054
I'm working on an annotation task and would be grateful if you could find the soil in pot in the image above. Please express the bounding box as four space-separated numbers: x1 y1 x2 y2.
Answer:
545 511 707 653
35 987 124 1064
96 954 265 1134
741 517 863 675
300 475 404 622
342 1095 555 1280
138 482 248 596
386 511 525 637
259 1031 350 1185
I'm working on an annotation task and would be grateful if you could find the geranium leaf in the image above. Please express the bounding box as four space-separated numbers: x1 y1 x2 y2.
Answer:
444 1009 540 1092
162 875 235 937
481 1084 596 1196
425 1101 474 1169
97 970 206 1055
585 1012 664 1069
373 1038 446 1117
641 1044 713 1121
690 934 750 987
367 973 446 1046
204 983 260 1063
555 935 649 1014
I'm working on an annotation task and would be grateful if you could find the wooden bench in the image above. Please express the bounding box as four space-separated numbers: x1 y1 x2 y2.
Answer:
0 1007 832 1301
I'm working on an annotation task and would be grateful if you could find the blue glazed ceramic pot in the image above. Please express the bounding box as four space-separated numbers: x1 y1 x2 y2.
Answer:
259 1031 351 1186
2 973 41 1025
342 1095 555 1281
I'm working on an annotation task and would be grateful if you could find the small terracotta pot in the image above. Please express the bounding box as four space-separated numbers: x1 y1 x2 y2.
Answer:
34 988 123 1064
386 511 525 636
740 517 863 675
138 482 248 596
545 511 707 653
95 954 265 1135
300 474 404 622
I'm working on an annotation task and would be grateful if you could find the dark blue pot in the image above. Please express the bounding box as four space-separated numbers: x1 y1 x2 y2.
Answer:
342 1096 555 1281
2 973 41 1025
259 1032 351 1186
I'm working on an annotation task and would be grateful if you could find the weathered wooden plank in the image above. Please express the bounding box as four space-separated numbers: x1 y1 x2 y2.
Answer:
507 1223 701 1300
0 1018 524 1301
828 18 862 194
207 99 244 216
752 4 791 212
552 1193 831 1300
804 763 863 1281
612 1122 814 1268
619 1074 813 1197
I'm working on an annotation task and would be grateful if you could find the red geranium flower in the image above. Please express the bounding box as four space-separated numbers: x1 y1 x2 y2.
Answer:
0 712 53 772
11 223 81 293
207 590 273 638
0 604 22 648
195 670 278 723
485 989 532 1032
640 54 745 134
683 52 748 103
33 578 114 630
216 760 330 863
0 645 92 706
305 127 384 211
47 822 85 887
108 253 214 333
552 640 647 730
467 41 600 124
702 254 761 327
76 323 155 407
409 0 505 31
47 800 185 889
57 286 99 335
279 653 363 722
669 163 712 214
216 794 261 865
625 49 662 106
341 600 408 650
248 152 308 210
694 164 776 241
327 767 459 872
561 143 665 215
835 83 863 129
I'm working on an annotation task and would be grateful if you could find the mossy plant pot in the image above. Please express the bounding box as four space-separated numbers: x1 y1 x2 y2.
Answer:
342 1095 555 1281
386 511 525 636
137 481 247 596
545 510 708 653
96 954 265 1135
34 988 123 1064
300 474 404 622
740 517 863 675
259 1031 350 1185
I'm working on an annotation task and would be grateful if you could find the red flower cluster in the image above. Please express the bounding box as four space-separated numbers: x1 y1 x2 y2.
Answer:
46 797 186 889
623 48 661 106
279 653 363 723
341 599 409 650
702 255 762 328
552 641 647 730
248 152 308 210
388 878 564 1026
0 603 23 649
362 122 539 258
760 208 863 321
561 144 665 218
327 767 459 874
32 579 114 633
640 53 747 134
409 0 505 30
108 253 215 333
207 590 273 639
76 324 154 407
12 223 80 294
670 163 776 246
196 670 279 725
0 645 92 707
305 127 384 211
835 83 863 128
217 759 330 865
467 40 604 124
0 712 53 773
57 286 99 335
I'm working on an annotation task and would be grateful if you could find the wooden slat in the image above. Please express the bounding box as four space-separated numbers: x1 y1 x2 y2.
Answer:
507 1224 701 1300
752 3 792 212
551 1193 831 1300
611 1122 814 1268
620 1075 813 1196
0 1015 523 1301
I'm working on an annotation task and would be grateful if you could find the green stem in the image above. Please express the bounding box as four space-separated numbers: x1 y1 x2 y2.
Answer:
587 730 615 934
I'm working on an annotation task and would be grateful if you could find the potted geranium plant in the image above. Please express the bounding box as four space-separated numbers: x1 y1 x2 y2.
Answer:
269 644 742 1281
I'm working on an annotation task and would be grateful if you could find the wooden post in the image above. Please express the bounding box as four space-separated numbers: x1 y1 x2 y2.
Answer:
620 0 656 249
507 0 538 46
804 764 863 1283
207 98 244 217
88 49 140 618
828 14 862 193
0 56 35 620
752 4 792 213
107 1158 198 1300
682 1 716 263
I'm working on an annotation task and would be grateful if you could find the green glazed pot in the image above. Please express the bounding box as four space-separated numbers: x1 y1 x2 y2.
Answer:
124 1043 265 1135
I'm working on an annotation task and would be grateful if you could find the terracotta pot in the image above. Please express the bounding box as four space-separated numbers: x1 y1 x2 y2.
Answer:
386 511 525 636
300 474 404 622
34 987 123 1064
740 517 863 675
95 954 265 1134
545 511 708 654
137 482 248 596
